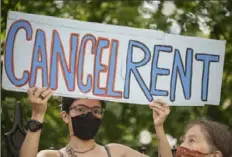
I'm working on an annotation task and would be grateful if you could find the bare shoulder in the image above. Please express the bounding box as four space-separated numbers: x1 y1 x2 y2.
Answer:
106 143 148 157
37 150 60 157
106 143 127 156
106 143 130 150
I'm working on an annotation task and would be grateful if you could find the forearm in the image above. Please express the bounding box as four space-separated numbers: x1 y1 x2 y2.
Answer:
20 114 44 157
155 125 173 157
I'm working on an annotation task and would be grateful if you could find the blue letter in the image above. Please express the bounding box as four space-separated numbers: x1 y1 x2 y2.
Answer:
170 48 193 101
5 20 32 86
124 40 153 101
30 30 48 87
150 45 172 96
50 31 78 91
107 40 122 98
77 34 96 93
196 53 220 101
93 38 109 95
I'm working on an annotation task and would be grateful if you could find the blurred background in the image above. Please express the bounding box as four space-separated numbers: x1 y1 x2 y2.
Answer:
1 0 232 156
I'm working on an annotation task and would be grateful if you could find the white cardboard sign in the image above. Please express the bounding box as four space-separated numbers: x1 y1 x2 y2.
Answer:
2 11 226 106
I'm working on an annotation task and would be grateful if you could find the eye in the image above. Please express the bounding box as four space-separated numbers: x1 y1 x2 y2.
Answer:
76 107 86 113
93 109 101 115
189 138 196 143
93 107 103 115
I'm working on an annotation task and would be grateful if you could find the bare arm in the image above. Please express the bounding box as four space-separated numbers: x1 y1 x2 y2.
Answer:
150 99 173 157
20 115 44 157
108 100 173 157
19 87 52 157
155 125 173 157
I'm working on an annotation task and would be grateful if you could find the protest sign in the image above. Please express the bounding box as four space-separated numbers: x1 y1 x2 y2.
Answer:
2 11 226 106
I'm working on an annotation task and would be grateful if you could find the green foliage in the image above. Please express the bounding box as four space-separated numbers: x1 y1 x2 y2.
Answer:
1 1 232 156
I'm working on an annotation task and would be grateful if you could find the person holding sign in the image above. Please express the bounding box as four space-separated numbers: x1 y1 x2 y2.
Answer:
150 101 232 157
19 87 172 157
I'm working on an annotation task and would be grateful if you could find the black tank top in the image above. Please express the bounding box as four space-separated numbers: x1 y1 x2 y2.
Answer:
58 145 111 157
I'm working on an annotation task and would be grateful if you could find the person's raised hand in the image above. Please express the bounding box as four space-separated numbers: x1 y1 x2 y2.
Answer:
149 99 170 128
28 87 52 121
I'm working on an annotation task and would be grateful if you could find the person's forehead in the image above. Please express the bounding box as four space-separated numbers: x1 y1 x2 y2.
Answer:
185 125 205 139
71 98 101 107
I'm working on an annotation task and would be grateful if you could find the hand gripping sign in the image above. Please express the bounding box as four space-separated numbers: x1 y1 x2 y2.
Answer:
2 11 226 106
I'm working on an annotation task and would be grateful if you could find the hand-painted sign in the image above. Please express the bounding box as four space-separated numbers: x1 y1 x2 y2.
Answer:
2 11 226 106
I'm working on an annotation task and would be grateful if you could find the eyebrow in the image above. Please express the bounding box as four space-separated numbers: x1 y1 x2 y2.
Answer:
180 134 197 140
187 134 197 139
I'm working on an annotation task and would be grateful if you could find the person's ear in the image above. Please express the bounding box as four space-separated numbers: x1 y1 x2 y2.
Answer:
214 151 223 157
60 111 69 124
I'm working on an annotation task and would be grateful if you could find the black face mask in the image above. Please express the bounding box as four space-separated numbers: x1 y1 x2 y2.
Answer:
71 112 101 140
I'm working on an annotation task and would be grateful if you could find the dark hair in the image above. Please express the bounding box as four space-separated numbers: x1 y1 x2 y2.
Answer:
185 118 232 157
60 97 106 112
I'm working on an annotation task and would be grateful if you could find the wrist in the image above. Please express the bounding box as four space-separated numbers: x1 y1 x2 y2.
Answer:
155 125 165 137
31 112 45 123
155 124 164 130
